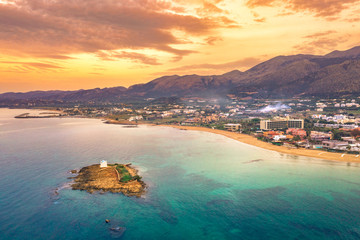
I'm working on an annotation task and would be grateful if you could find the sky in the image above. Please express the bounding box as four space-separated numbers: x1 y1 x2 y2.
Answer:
0 0 360 93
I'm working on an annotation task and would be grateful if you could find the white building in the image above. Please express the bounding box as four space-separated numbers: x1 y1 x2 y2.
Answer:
100 160 108 168
129 115 143 121
260 118 304 130
273 135 287 141
224 123 242 132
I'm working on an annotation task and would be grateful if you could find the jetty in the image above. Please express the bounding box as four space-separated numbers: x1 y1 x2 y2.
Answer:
15 112 62 118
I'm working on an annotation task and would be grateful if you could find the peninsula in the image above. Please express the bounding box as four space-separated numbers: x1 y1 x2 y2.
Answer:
71 163 146 197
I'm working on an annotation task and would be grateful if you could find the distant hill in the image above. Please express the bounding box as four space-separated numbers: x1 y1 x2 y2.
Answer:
2 46 360 102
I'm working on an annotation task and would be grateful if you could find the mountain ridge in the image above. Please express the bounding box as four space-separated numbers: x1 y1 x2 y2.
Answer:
2 46 360 102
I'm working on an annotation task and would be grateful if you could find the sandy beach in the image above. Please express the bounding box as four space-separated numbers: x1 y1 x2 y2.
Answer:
12 110 360 163
161 125 360 163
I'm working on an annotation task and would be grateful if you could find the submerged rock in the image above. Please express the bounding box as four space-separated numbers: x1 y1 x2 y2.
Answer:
242 159 264 164
109 226 126 238
159 210 178 225
110 226 126 232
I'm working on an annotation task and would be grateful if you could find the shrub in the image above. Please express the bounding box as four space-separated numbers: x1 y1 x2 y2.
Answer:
133 175 142 181
120 174 132 183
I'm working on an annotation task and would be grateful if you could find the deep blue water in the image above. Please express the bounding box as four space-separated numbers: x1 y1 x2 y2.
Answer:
2 108 360 239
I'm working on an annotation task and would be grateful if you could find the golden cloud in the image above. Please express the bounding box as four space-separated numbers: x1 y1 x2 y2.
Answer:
246 0 360 19
0 0 238 63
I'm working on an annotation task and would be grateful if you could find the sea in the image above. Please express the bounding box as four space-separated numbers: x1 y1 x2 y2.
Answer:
1 108 360 240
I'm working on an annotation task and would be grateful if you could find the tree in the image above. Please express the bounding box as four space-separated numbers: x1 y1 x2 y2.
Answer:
251 118 260 123
293 135 301 142
133 175 142 181
332 129 342 140
351 128 360 138
332 129 350 140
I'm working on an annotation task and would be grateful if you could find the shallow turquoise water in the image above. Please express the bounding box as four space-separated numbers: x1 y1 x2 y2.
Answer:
1 108 360 239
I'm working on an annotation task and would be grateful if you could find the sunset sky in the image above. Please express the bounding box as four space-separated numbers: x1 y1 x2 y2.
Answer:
1 0 360 93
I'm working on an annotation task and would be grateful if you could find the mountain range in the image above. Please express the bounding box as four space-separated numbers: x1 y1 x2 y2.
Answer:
2 46 360 102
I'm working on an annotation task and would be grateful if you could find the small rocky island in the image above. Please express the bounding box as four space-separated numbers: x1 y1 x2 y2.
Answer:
71 162 146 197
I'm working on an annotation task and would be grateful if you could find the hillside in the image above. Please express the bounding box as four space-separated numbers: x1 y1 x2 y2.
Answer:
1 46 360 102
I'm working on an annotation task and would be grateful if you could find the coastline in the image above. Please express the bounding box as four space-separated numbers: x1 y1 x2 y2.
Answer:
7 108 360 163
159 125 360 163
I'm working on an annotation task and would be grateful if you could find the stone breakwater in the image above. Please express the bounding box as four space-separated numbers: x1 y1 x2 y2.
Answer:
15 112 62 118
71 164 146 197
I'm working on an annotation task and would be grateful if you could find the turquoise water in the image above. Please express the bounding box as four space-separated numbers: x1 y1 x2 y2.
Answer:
1 109 360 239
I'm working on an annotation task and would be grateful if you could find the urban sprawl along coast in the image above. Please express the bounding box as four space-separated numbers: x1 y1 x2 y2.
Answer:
9 96 360 162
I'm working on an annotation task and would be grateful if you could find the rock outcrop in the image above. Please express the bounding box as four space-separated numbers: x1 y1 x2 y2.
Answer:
71 164 146 197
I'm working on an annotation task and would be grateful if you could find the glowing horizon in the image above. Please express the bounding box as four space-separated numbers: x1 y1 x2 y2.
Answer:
1 0 360 93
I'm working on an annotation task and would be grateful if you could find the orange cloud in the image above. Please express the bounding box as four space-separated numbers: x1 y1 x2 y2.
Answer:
205 36 223 45
246 0 360 19
293 31 349 54
1 61 63 73
96 51 161 65
0 0 236 61
254 17 266 22
165 57 262 72
304 30 338 38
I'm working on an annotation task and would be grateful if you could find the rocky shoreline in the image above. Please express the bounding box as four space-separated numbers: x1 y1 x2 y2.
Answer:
71 164 146 197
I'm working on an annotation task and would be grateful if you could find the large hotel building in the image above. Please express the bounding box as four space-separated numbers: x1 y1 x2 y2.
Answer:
260 119 304 130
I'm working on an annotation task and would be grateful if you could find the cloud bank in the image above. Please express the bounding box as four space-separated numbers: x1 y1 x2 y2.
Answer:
246 0 360 19
0 0 236 63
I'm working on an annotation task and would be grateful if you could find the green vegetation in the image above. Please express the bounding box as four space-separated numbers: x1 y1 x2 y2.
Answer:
331 129 351 140
272 142 283 146
147 116 185 125
133 175 142 181
115 164 142 183
116 165 132 182
108 113 132 121
239 118 260 134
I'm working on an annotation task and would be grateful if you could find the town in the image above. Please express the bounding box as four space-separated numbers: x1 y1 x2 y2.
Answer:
6 96 360 155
